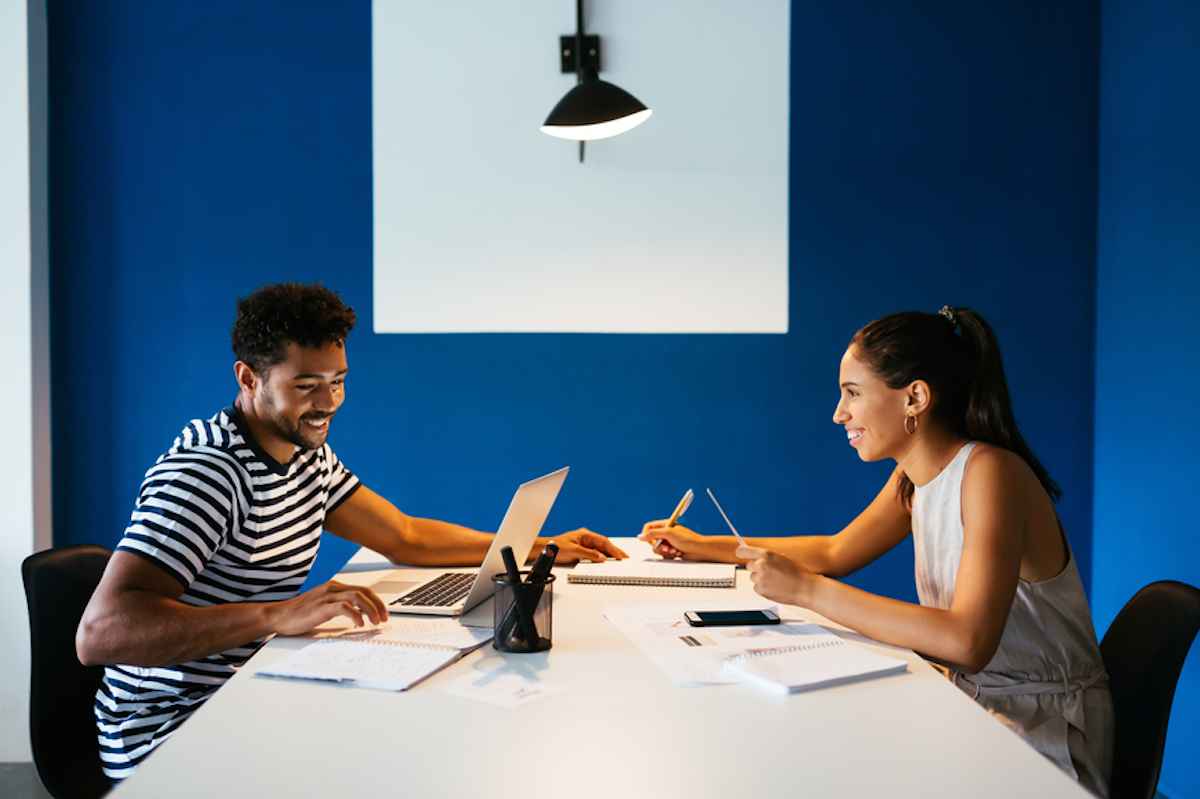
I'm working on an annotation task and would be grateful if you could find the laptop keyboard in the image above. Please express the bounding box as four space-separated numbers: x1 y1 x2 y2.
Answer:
391 572 475 608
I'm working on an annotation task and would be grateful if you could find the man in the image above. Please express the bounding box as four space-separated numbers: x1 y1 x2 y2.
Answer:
76 283 626 781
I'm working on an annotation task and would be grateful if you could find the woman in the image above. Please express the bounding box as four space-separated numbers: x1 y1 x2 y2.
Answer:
641 307 1113 797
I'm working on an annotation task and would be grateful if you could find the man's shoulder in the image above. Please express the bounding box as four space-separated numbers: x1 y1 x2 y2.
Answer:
154 408 247 470
132 410 253 506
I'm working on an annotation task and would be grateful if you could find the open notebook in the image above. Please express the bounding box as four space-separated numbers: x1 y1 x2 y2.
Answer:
257 618 492 692
723 627 908 694
568 558 736 588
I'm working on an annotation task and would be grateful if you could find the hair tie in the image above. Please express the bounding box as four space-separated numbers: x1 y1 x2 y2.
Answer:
938 305 957 327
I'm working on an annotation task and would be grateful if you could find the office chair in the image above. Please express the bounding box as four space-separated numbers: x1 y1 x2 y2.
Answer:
1100 579 1200 799
21 545 113 799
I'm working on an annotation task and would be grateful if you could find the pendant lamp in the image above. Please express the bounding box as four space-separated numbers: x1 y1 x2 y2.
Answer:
541 0 652 162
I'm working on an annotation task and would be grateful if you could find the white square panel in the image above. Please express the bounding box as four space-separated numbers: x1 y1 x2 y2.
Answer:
373 0 789 333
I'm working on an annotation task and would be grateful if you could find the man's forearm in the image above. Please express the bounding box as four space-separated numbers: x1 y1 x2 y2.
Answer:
391 516 496 566
395 519 558 566
77 589 278 667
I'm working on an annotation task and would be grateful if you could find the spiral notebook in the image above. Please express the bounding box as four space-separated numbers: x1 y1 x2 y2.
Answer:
257 637 474 692
567 559 736 588
723 633 908 694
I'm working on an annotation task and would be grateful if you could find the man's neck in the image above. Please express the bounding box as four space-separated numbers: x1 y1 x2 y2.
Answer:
234 396 297 465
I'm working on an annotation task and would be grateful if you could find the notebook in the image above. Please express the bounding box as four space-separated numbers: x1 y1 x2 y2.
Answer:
299 616 494 648
723 632 908 694
257 619 492 692
567 558 736 588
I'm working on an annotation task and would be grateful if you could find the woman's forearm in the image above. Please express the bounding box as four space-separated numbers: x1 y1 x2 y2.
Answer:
799 576 987 671
754 535 837 574
684 534 837 574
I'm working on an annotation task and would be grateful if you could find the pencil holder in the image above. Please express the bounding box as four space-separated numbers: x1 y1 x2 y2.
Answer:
492 572 554 653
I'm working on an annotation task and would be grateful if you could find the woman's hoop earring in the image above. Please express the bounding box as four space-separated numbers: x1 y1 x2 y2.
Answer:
904 414 918 435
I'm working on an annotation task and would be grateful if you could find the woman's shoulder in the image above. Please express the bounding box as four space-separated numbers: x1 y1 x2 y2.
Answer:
963 442 1039 499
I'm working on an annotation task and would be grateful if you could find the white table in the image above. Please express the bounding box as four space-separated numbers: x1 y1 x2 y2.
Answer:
112 539 1088 798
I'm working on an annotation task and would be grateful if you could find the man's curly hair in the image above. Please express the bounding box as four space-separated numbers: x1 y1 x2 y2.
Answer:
231 283 357 373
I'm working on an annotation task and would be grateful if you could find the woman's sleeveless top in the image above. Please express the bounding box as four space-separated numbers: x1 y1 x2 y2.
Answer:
911 442 1114 797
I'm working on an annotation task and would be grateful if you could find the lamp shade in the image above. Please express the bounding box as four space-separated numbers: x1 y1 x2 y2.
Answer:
540 78 652 141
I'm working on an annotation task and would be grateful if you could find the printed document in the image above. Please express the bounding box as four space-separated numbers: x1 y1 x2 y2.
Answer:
603 600 818 685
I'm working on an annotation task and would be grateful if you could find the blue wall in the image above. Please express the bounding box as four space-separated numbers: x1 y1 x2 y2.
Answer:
49 2 1097 617
1094 1 1200 796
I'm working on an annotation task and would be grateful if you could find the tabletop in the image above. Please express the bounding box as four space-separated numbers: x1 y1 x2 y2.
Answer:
112 539 1088 799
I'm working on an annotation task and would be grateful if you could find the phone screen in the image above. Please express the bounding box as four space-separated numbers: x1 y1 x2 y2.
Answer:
689 610 778 626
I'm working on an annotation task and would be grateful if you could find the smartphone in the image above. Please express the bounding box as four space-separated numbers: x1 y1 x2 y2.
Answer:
684 609 781 627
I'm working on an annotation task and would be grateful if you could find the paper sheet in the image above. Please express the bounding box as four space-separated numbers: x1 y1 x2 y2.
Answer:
299 616 493 650
602 601 816 685
441 658 563 708
257 640 461 692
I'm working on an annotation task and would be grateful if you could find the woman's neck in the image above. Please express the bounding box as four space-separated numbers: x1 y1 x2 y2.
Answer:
897 427 970 487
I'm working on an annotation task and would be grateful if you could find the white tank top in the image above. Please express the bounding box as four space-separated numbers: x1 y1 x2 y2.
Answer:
910 442 1113 796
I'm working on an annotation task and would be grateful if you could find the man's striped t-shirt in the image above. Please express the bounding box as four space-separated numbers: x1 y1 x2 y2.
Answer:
96 406 361 780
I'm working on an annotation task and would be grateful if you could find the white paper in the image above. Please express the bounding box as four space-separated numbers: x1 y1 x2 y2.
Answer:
302 616 493 650
724 636 908 694
602 601 811 685
442 660 563 708
256 640 461 692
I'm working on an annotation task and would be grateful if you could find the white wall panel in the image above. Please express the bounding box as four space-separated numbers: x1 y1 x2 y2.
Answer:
373 0 789 333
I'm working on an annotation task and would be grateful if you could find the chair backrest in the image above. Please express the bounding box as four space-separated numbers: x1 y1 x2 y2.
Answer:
21 545 113 799
1100 580 1200 799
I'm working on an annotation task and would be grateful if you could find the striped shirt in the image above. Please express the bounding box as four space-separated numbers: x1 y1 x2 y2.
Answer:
95 406 360 780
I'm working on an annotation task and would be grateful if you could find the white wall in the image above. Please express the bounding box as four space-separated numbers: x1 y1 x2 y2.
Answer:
1 0 50 762
373 0 790 333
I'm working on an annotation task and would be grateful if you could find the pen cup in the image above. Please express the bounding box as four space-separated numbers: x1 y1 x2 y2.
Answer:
492 572 554 653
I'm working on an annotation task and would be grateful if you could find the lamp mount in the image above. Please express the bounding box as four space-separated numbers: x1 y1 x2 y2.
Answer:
559 35 599 74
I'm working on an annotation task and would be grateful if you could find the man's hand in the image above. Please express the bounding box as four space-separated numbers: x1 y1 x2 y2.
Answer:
547 529 629 564
267 580 389 636
736 545 813 607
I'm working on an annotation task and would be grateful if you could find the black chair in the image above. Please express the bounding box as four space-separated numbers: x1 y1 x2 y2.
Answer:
21 545 113 799
1100 580 1200 799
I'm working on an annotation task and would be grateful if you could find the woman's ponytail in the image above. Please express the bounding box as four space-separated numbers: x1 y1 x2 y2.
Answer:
951 308 1061 501
852 307 1061 507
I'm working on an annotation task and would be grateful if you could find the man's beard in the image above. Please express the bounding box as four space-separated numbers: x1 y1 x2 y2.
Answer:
262 393 332 451
273 412 331 451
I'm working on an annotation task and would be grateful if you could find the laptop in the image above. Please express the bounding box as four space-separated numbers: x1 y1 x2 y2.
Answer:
371 467 568 616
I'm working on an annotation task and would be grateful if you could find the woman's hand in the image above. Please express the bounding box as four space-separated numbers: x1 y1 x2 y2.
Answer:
736 545 814 606
638 520 708 560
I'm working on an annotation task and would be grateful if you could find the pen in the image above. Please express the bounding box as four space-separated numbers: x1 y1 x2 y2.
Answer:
705 488 747 547
647 488 694 553
497 543 558 644
666 488 694 528
500 545 539 645
523 542 559 633
527 541 560 585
